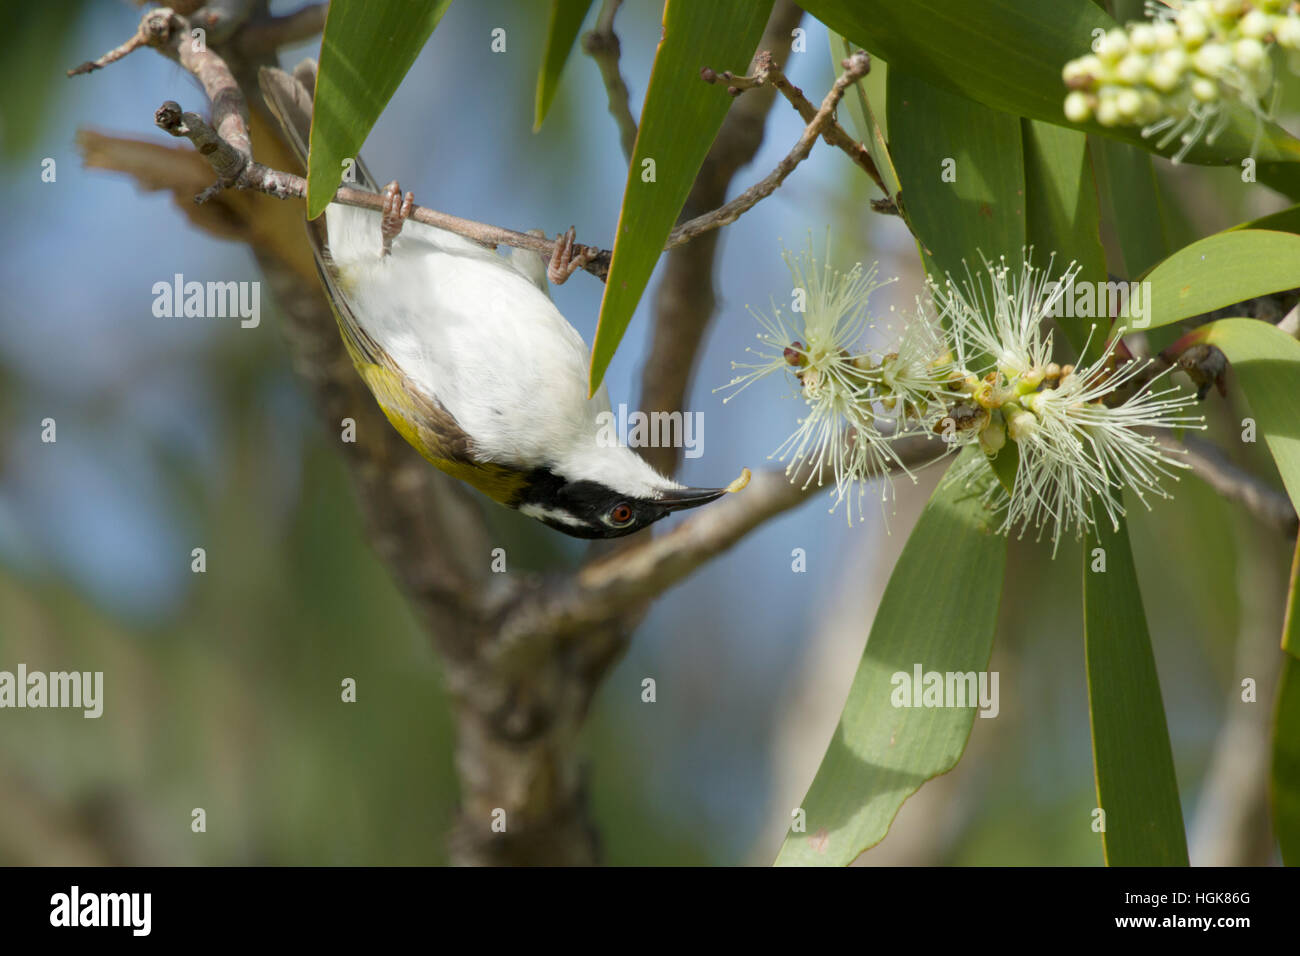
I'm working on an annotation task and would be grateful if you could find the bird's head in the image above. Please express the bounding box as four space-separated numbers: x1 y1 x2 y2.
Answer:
515 444 748 539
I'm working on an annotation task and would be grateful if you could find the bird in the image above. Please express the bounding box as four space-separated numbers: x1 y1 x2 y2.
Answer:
259 61 747 539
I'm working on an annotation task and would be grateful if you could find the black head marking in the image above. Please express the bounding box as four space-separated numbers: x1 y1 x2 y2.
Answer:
512 469 729 539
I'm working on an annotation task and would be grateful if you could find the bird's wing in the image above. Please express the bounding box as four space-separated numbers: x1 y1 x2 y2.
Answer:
259 60 378 191
259 63 506 485
259 62 391 372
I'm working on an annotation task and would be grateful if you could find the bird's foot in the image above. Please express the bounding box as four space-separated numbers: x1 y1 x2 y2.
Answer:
380 180 414 257
547 226 595 286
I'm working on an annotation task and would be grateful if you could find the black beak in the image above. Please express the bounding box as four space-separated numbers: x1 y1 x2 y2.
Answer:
658 487 728 511
657 468 751 512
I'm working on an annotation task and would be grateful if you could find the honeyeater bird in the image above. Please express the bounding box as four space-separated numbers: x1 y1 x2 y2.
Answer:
260 62 747 539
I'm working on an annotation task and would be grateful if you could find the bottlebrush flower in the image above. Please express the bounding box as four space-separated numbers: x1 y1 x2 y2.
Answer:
1003 330 1206 552
717 239 953 522
724 245 1205 548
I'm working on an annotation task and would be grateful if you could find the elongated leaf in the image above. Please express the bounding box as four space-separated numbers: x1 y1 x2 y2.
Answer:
887 76 1024 486
1189 319 1300 513
534 0 595 131
829 31 899 199
308 0 453 218
776 450 1007 866
1236 202 1300 236
1083 507 1189 866
1022 119 1106 356
1274 650 1300 864
800 0 1300 195
1090 138 1171 278
1132 230 1300 330
588 0 773 392
1285 536 1300 658
886 69 1025 278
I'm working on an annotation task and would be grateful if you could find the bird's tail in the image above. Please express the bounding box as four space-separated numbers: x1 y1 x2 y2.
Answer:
258 60 379 192
257 60 389 371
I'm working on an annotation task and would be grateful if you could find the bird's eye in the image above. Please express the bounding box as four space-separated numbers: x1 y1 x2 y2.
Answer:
610 503 634 525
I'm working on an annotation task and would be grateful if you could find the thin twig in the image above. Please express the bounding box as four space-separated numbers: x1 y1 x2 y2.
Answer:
101 13 889 282
668 50 875 249
236 3 329 55
1159 433 1298 534
582 0 638 162
702 49 889 196
66 18 156 76
153 102 613 279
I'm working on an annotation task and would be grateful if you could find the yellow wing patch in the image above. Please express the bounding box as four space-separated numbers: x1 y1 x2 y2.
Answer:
358 363 528 505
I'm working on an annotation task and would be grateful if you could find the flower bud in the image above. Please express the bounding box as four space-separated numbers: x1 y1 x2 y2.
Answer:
1234 38 1267 72
1115 88 1143 121
1116 52 1148 84
1179 11 1210 48
1238 10 1272 39
1147 61 1182 92
1095 93 1122 126
1096 28 1130 62
1277 16 1300 50
979 418 1007 456
1191 76 1219 102
1004 403 1039 442
1193 42 1232 76
1159 47 1189 74
1130 24 1158 53
1152 21 1179 50
1063 90 1093 123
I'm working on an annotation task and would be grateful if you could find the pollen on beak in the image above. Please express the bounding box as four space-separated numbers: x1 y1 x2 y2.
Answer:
658 468 750 511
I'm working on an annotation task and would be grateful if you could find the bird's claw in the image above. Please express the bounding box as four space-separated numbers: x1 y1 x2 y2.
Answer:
381 180 414 257
547 226 595 286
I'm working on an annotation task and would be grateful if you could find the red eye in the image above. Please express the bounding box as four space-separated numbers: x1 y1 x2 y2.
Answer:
611 503 633 525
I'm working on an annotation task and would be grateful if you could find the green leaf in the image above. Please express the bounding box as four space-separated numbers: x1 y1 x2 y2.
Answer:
776 449 1007 866
1273 651 1300 864
886 69 1025 278
1192 318 1300 513
886 76 1025 482
534 0 595 131
800 0 1300 195
1090 137 1171 278
1133 230 1300 330
588 0 774 392
1021 119 1106 356
1235 202 1300 236
1083 506 1188 866
829 31 899 199
308 0 453 218
1284 536 1300 658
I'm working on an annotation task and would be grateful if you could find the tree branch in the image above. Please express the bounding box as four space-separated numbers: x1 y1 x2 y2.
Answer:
667 49 874 251
582 0 638 163
235 3 329 55
702 48 889 198
87 9 887 287
1159 433 1298 535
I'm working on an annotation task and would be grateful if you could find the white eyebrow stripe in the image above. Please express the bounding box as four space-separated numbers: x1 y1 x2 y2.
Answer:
519 503 587 527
